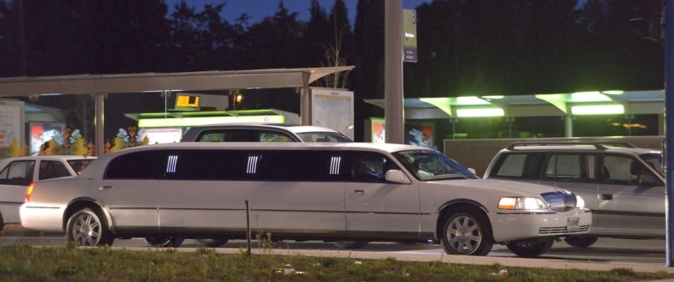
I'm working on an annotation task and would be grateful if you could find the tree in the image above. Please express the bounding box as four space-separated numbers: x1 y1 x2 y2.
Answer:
243 1 305 69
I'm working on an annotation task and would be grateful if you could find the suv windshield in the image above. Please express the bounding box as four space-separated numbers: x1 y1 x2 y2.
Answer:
295 132 352 143
640 153 663 176
392 150 477 181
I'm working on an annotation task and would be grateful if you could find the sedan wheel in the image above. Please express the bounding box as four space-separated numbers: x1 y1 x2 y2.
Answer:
441 207 493 256
145 236 184 247
67 208 114 246
506 239 554 258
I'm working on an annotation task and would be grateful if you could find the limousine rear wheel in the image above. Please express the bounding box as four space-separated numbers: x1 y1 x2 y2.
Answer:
195 239 229 247
332 241 369 249
145 236 184 248
67 208 114 246
441 207 493 256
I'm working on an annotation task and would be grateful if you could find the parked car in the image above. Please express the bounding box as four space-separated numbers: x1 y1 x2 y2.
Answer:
483 142 664 248
21 142 590 257
0 155 96 230
180 123 352 143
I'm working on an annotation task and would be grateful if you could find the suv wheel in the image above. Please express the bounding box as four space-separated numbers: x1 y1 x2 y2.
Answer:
506 239 554 258
563 235 598 248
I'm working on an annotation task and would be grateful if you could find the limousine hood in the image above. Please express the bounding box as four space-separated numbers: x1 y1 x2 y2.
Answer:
426 178 565 197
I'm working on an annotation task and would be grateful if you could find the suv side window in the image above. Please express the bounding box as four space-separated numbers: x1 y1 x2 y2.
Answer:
258 131 294 142
545 154 594 182
493 153 544 179
602 155 660 185
195 129 295 142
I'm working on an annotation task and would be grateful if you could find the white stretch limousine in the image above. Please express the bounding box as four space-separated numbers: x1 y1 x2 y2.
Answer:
20 142 591 257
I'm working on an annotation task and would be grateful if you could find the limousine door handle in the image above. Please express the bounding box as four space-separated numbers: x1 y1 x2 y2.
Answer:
600 194 613 201
351 189 367 195
99 185 114 191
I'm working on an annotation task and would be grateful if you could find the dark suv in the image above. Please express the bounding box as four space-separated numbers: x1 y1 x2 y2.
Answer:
483 142 664 248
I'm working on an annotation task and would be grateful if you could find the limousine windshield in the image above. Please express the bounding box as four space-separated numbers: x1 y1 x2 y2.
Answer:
393 150 478 181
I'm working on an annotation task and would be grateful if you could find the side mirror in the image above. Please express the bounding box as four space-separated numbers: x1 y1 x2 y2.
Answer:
385 169 412 184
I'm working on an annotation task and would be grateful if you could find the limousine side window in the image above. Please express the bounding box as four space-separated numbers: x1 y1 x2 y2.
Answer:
105 151 167 179
351 152 395 182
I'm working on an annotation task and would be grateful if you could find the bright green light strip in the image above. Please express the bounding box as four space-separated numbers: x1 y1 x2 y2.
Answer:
456 108 504 117
571 105 624 115
570 92 611 102
601 90 624 95
456 96 491 105
139 115 285 128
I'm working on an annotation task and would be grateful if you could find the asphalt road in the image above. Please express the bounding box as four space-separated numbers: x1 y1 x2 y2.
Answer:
0 226 667 265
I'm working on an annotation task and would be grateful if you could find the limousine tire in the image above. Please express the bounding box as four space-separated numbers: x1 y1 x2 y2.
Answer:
195 239 229 247
145 236 185 248
506 239 554 258
440 206 493 256
66 208 114 246
563 235 599 248
332 241 369 249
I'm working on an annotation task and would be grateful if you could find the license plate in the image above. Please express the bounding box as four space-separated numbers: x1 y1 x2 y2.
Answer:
567 217 579 231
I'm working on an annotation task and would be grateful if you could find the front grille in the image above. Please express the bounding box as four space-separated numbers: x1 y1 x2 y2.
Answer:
539 225 591 235
541 191 577 212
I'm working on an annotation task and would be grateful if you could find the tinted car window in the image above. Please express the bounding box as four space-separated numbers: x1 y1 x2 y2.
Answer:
39 160 70 180
123 149 351 182
105 150 167 179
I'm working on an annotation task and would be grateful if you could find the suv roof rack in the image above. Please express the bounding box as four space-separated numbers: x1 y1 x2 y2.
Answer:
506 142 636 151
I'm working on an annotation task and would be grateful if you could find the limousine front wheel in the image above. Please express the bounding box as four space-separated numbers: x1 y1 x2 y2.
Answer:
440 207 493 256
66 208 114 246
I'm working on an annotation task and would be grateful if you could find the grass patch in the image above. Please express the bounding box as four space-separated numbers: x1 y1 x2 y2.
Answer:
0 244 670 281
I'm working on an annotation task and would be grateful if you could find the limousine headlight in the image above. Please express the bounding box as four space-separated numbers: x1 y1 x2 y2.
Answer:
498 197 547 210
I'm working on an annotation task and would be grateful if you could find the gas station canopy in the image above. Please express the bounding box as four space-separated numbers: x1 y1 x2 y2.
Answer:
0 67 355 96
0 66 355 156
365 90 664 119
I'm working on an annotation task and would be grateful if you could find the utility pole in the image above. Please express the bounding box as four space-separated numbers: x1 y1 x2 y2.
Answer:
384 0 404 144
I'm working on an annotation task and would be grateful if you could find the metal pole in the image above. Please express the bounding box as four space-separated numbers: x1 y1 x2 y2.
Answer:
384 0 404 144
95 93 105 156
301 72 311 125
665 0 674 267
245 200 251 256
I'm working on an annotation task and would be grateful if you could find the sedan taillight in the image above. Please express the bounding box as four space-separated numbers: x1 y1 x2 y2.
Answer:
25 182 35 203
